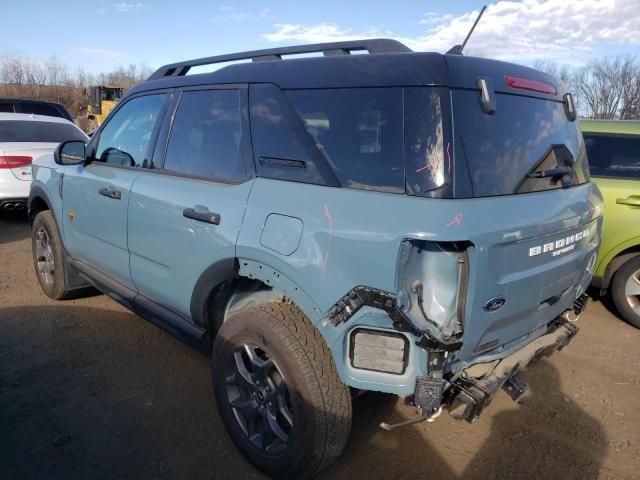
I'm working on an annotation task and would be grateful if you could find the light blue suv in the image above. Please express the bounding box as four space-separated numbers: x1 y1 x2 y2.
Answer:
29 39 602 478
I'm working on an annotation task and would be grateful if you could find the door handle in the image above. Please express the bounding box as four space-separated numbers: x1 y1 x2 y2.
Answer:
183 207 220 225
616 197 640 207
98 187 122 200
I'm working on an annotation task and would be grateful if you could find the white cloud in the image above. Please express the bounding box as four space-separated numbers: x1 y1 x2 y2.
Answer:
418 12 453 25
262 0 640 64
212 5 270 22
71 47 127 60
263 23 379 43
113 2 143 12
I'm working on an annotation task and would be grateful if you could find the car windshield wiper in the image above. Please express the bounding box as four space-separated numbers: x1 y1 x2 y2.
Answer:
527 166 572 179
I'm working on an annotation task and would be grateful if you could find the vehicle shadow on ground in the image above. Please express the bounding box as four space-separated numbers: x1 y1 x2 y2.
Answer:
323 359 607 480
587 286 623 328
0 212 30 245
0 305 256 480
0 304 608 480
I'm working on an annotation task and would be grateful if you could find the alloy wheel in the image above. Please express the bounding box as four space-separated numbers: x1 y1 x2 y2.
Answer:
624 268 640 315
225 343 295 456
35 227 55 286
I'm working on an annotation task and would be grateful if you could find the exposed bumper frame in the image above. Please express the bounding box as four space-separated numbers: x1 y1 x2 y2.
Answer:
444 317 578 422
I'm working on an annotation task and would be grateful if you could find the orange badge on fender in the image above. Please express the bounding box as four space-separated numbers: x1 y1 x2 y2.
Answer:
67 210 75 222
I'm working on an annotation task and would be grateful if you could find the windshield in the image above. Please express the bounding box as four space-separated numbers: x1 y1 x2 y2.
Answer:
0 121 86 143
102 88 122 101
453 91 589 197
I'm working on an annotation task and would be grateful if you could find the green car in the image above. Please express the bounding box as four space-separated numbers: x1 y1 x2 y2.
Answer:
582 120 640 328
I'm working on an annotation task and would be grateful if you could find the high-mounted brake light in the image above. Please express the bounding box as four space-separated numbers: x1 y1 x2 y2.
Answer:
0 156 32 169
505 76 557 95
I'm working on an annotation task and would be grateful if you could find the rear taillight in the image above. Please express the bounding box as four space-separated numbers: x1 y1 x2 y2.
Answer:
0 156 32 169
505 75 557 95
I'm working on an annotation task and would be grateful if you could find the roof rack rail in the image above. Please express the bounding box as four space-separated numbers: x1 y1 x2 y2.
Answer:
147 38 412 81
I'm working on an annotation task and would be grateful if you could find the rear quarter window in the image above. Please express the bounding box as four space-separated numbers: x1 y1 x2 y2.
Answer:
285 88 404 193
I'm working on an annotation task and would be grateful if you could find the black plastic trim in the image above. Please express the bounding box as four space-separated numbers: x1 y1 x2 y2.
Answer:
189 258 238 329
70 259 208 350
148 39 412 81
330 285 463 352
71 259 136 310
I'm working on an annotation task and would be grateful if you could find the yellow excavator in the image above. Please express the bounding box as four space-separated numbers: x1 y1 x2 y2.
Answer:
85 85 123 129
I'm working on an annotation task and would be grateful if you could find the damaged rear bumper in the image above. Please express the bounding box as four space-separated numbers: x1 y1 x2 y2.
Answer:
443 317 578 422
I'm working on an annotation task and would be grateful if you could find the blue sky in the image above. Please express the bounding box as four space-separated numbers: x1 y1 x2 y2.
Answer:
2 0 639 74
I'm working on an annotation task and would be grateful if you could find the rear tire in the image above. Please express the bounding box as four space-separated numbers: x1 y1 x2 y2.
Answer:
610 256 640 329
31 211 71 300
212 302 352 479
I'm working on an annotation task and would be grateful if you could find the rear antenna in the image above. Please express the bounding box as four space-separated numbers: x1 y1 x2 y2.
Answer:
446 5 487 55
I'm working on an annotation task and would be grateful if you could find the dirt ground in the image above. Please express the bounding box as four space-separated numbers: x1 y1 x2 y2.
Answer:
0 212 638 480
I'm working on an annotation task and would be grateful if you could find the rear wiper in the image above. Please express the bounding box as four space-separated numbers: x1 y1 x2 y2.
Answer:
527 166 572 179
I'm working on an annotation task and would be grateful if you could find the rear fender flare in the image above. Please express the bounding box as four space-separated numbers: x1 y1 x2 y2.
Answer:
189 258 238 329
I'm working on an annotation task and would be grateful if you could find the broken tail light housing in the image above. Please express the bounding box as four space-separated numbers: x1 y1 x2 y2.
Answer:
397 241 469 339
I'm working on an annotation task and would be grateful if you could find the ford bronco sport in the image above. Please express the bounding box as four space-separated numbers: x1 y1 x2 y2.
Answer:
29 39 602 478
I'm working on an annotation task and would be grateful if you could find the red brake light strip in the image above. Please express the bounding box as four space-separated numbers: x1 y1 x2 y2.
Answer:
505 75 557 95
0 156 33 169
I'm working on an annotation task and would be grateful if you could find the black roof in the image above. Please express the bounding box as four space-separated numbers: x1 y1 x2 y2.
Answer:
0 97 67 107
128 39 567 102
0 97 73 121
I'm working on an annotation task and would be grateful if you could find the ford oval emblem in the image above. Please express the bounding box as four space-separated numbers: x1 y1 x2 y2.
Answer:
482 296 506 312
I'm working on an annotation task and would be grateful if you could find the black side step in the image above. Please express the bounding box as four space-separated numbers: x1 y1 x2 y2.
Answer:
70 259 208 352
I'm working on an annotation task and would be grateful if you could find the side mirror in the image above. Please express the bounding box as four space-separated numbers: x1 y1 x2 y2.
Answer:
55 140 86 166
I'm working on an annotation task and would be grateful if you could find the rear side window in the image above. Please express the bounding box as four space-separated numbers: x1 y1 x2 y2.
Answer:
453 91 589 196
0 103 14 113
584 134 640 179
94 94 166 167
163 89 248 182
286 88 404 193
249 84 327 185
0 121 86 143
22 103 63 119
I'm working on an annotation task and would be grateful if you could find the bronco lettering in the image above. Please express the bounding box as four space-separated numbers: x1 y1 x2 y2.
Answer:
529 228 590 257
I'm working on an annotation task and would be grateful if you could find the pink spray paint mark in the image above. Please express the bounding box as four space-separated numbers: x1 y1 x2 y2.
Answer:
447 212 463 227
322 204 333 278
416 163 430 173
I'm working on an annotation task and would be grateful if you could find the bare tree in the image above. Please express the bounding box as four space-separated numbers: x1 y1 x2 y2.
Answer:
1 52 152 127
533 55 640 119
532 59 572 85
573 56 640 119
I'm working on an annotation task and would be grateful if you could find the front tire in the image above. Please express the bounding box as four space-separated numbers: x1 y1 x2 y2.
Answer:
212 302 352 479
610 256 640 329
31 211 70 300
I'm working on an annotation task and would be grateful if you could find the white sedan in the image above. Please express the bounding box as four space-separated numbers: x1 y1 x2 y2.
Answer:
0 112 87 212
